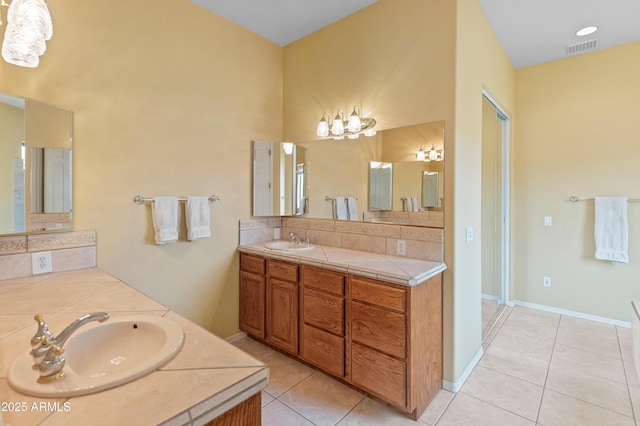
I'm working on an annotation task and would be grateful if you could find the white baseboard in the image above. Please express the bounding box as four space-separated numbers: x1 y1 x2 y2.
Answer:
225 331 248 343
481 293 501 301
442 346 484 393
513 300 631 328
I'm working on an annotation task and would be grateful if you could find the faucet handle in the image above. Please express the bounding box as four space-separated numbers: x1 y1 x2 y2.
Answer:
31 314 55 349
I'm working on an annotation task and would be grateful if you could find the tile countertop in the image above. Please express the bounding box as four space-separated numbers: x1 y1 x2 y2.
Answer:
0 268 267 426
238 242 447 286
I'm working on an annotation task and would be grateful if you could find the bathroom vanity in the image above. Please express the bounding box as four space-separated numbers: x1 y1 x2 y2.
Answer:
237 242 446 420
0 268 267 426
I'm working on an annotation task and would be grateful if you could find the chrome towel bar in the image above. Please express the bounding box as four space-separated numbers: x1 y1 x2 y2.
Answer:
134 195 220 205
569 195 640 202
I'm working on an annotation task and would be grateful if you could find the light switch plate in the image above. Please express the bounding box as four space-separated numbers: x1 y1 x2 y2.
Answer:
466 226 474 242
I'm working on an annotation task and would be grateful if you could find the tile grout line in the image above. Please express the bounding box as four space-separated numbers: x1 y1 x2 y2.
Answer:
534 312 562 424
615 326 637 422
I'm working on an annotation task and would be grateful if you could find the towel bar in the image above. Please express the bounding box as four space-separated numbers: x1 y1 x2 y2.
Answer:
569 195 640 202
325 196 358 202
134 195 220 205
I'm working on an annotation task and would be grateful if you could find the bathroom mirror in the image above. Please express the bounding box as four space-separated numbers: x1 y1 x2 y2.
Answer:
369 162 393 210
0 92 74 235
252 140 297 216
251 121 444 226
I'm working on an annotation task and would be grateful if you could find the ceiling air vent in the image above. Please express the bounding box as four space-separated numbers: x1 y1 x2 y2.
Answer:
566 39 598 56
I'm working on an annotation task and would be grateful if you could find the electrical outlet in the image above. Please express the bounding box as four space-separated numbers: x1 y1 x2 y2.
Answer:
543 276 551 287
397 240 406 256
32 251 53 275
544 216 552 227
274 228 281 240
466 226 474 242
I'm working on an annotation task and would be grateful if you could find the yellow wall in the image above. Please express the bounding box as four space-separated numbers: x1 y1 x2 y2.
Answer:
0 0 283 337
514 41 640 321
454 0 516 381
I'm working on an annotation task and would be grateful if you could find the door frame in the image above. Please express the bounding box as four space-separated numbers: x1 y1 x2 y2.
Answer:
481 90 511 306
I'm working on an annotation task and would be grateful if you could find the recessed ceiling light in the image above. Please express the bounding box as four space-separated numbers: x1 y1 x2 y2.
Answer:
576 26 598 37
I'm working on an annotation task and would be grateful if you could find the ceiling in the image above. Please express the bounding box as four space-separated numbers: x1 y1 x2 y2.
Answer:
190 0 640 69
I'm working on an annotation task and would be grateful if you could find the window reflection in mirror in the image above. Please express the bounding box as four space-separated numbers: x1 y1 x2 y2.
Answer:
369 162 393 210
252 140 297 216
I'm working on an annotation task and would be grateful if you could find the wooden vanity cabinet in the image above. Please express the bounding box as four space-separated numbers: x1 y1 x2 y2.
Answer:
238 252 443 420
265 259 299 354
349 274 443 419
299 266 346 378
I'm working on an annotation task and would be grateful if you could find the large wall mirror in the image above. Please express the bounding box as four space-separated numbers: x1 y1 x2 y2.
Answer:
252 121 444 228
0 92 73 235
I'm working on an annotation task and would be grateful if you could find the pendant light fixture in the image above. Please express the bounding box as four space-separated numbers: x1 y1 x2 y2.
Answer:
1 0 53 68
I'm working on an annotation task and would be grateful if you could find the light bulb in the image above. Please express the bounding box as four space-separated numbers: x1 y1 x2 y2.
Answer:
416 146 425 161
347 106 361 133
316 116 329 137
331 111 344 136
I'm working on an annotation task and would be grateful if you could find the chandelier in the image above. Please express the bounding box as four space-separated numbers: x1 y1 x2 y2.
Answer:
1 0 53 68
316 105 377 140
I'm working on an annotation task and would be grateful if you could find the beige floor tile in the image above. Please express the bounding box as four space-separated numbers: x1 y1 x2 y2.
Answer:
505 306 561 329
263 352 315 398
279 372 364 426
336 397 423 425
478 344 550 385
623 359 640 388
627 385 640 420
460 365 543 421
233 337 277 361
617 326 633 363
418 389 455 425
262 390 275 407
262 399 315 426
556 316 621 359
488 323 555 362
551 343 627 384
436 393 534 426
545 364 633 417
538 389 635 426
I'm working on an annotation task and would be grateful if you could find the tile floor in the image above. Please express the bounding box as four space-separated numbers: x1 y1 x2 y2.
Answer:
233 305 639 425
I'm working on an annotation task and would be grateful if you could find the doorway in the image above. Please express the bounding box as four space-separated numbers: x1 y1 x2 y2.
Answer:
481 93 510 341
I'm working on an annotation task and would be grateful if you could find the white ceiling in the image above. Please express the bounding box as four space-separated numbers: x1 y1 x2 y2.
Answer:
190 0 640 68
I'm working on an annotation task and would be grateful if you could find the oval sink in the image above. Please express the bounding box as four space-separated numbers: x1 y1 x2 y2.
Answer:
265 241 315 251
8 315 183 398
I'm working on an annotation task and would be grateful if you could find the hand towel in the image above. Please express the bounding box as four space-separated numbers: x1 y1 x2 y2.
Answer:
334 197 348 220
595 197 629 263
411 197 419 212
152 197 178 245
186 196 211 241
347 197 358 220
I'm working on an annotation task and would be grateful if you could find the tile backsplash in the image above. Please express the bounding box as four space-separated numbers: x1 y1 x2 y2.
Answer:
239 217 443 262
0 231 97 281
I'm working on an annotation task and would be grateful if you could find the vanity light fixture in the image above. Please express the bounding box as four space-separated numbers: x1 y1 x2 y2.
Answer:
316 104 376 140
1 0 53 68
417 145 444 162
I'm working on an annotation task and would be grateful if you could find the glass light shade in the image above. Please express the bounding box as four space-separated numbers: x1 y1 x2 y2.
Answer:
331 112 344 136
347 109 362 133
2 0 53 68
428 145 438 161
363 130 377 137
282 142 294 155
347 133 359 140
316 117 329 137
416 146 426 161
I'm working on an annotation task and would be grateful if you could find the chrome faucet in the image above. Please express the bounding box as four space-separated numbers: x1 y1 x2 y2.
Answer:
289 232 311 245
31 312 109 383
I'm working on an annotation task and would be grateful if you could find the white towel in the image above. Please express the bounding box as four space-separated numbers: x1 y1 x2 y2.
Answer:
411 197 419 212
152 197 178 245
347 197 358 220
334 197 348 220
186 196 211 241
594 197 629 263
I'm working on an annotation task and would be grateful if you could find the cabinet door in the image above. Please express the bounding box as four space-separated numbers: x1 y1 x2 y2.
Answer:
351 342 407 409
239 271 265 339
266 278 298 354
301 324 345 378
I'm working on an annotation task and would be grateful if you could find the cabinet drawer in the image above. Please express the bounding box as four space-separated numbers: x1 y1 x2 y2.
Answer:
303 287 344 335
268 259 298 282
301 324 345 378
302 266 345 296
351 276 406 312
351 342 407 409
240 253 266 275
351 301 406 359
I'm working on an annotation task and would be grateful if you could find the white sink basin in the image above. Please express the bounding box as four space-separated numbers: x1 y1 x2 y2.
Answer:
265 241 315 251
8 315 183 398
